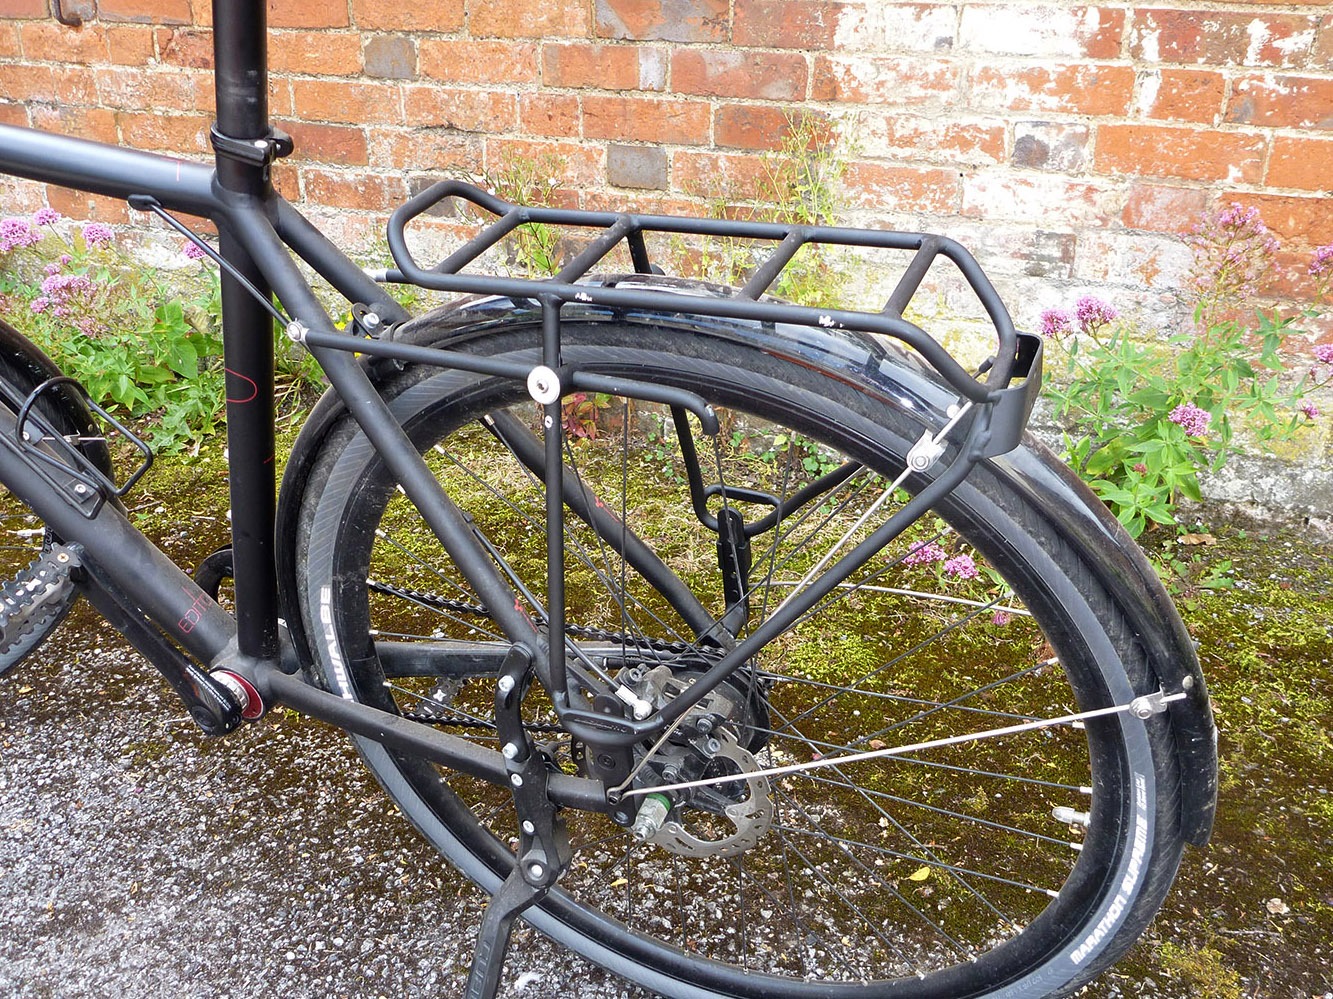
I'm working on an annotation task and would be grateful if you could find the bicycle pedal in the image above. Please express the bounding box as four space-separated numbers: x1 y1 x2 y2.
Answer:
0 543 81 672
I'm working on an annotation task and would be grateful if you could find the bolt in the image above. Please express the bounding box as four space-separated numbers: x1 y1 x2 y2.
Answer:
522 820 535 835
502 742 519 760
497 675 515 694
510 773 523 787
73 484 87 495
528 863 544 880
705 738 721 755
695 716 714 735
363 311 380 328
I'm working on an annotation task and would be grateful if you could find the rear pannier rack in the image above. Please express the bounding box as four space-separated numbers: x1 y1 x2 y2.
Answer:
384 180 1042 446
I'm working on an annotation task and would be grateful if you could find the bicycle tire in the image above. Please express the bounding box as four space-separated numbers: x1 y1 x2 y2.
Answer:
292 308 1186 997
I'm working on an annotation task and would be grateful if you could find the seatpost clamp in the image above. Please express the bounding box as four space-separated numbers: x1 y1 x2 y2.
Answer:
209 125 294 168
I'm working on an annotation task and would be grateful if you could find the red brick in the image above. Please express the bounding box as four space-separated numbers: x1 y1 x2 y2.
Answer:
0 104 28 126
1096 125 1267 183
958 5 1124 59
839 4 958 54
105 25 156 64
97 0 191 24
1122 183 1208 232
419 40 539 85
581 190 698 217
371 130 478 173
270 0 349 29
1267 136 1333 192
302 168 407 211
44 187 130 224
519 93 580 137
1129 10 1320 68
673 150 769 200
812 54 959 105
584 95 710 146
470 0 588 39
19 22 109 63
156 27 214 69
1226 74 1333 129
735 0 846 49
115 111 211 153
94 66 209 113
864 115 1006 166
0 23 18 58
269 79 292 117
596 0 727 43
715 105 796 151
0 0 47 17
483 138 603 188
28 104 119 142
273 120 368 164
1219 194 1331 245
290 79 403 124
543 42 666 91
0 65 97 105
1137 68 1225 124
971 64 1134 116
403 87 517 132
269 31 362 75
1315 14 1333 70
671 50 807 101
844 162 961 215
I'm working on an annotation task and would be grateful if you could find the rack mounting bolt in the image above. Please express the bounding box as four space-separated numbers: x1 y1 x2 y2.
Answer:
285 320 309 344
527 365 561 405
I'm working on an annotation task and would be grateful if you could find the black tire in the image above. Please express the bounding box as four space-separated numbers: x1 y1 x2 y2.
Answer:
294 318 1184 997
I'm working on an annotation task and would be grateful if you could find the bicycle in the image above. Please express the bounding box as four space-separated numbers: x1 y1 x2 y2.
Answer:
0 1 1218 996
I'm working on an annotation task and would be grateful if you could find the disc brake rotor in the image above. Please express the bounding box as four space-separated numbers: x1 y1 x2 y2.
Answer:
648 740 773 859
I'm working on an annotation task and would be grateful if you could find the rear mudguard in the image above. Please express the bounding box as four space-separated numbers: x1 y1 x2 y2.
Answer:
275 276 1216 847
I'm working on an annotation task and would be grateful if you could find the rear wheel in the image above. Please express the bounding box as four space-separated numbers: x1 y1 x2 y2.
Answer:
295 319 1184 997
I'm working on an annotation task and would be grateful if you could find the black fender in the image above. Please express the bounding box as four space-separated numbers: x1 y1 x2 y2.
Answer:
274 275 1216 846
0 318 113 479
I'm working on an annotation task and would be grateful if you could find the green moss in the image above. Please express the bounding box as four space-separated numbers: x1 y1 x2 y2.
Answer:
1156 941 1244 999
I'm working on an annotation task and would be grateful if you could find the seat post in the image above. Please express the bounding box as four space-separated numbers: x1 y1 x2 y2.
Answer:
211 0 271 192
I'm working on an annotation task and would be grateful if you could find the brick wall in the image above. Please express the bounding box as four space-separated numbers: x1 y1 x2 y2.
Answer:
1 0 1330 334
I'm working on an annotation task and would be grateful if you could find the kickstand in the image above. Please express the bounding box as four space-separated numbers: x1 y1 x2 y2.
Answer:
463 864 551 999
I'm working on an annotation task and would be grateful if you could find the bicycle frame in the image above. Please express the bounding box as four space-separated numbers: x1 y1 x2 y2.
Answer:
0 0 1058 827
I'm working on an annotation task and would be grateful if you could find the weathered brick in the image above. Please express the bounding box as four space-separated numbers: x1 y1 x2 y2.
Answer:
94 66 209 113
860 115 1006 166
19 22 109 64
843 161 961 215
596 0 727 43
1096 124 1267 183
29 104 118 142
363 35 415 80
303 167 407 211
971 64 1135 116
290 79 403 124
1226 74 1333 129
607 143 668 190
518 93 580 137
0 23 19 58
1314 14 1333 70
1135 68 1225 124
403 86 518 133
735 0 846 49
471 0 588 39
812 54 959 105
958 6 1125 59
1267 136 1333 192
156 27 214 69
97 0 192 24
373 130 478 172
962 172 1112 225
483 138 604 187
420 40 539 86
115 111 211 152
1129 10 1320 67
715 105 795 151
281 120 369 165
673 150 769 199
0 0 48 17
1218 193 1330 244
543 42 665 91
0 64 97 105
835 4 957 53
269 30 362 75
1122 183 1209 232
269 0 349 28
671 50 807 101
0 103 28 127
1012 122 1090 172
350 0 460 31
1071 231 1193 291
45 187 130 223
584 94 710 145
105 25 158 65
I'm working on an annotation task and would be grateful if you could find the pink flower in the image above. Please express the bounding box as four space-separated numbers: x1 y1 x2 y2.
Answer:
1311 245 1333 277
183 240 208 260
0 217 41 252
991 610 1012 627
30 296 50 314
44 262 62 276
903 541 947 566
1133 462 1148 475
943 554 979 580
32 207 61 226
1168 403 1211 438
1314 344 1333 366
1040 308 1074 338
1075 296 1118 333
1301 402 1320 419
81 222 114 246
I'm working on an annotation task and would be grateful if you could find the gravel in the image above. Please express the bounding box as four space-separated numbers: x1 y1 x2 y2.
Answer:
0 616 646 999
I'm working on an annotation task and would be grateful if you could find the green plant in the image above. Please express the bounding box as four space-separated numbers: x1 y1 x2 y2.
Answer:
1043 206 1332 538
469 153 565 276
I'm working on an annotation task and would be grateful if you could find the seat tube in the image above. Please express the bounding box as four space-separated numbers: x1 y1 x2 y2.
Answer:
213 0 280 661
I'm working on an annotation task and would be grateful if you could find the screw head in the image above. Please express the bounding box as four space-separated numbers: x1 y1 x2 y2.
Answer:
528 863 544 880
497 675 516 694
502 742 519 759
510 773 523 787
522 820 535 835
